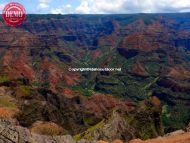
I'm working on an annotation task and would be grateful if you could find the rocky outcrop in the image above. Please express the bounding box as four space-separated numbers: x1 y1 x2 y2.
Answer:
96 130 190 143
74 100 163 142
75 110 132 142
0 119 188 143
187 123 190 132
0 119 75 143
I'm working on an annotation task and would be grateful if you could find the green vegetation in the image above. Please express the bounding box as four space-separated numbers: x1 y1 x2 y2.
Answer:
145 62 162 76
186 53 190 61
106 49 135 70
80 51 91 66
15 85 32 98
83 117 95 126
114 14 155 26
123 76 158 100
143 77 159 90
125 84 148 100
32 81 49 88
0 96 17 109
72 86 93 97
32 81 42 87
74 118 105 141
162 105 190 131
162 105 171 128
19 86 31 96
0 76 9 84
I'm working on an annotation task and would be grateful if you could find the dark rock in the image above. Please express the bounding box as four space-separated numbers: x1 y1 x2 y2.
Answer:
117 48 139 59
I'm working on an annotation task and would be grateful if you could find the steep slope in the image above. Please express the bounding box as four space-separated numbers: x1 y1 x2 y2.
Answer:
75 99 163 142
0 14 190 142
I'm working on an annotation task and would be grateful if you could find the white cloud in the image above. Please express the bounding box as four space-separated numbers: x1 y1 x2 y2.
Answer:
38 0 51 9
76 0 92 14
51 4 73 14
39 3 49 9
0 3 6 11
75 0 190 14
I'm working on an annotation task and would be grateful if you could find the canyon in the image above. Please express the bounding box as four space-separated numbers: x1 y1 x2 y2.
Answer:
0 14 189 142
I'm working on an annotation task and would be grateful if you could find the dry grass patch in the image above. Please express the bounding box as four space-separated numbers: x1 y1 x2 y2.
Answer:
0 107 19 118
30 121 64 136
0 96 17 108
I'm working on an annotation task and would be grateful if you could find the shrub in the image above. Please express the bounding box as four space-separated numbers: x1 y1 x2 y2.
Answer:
30 121 64 136
0 96 17 108
0 107 19 118
15 86 32 98
0 76 9 84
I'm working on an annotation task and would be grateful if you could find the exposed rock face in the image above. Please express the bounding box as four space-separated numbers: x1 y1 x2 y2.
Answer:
164 130 185 137
75 100 163 142
0 119 76 143
187 123 190 132
75 110 132 142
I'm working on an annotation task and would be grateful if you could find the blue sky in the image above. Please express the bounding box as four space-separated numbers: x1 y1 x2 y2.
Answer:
0 0 80 14
1 0 190 14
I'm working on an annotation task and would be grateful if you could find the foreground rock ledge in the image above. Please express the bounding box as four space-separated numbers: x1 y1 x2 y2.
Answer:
129 132 190 143
0 119 190 143
0 119 75 143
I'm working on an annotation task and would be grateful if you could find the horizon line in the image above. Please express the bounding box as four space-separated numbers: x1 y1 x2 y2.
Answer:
1 12 190 15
